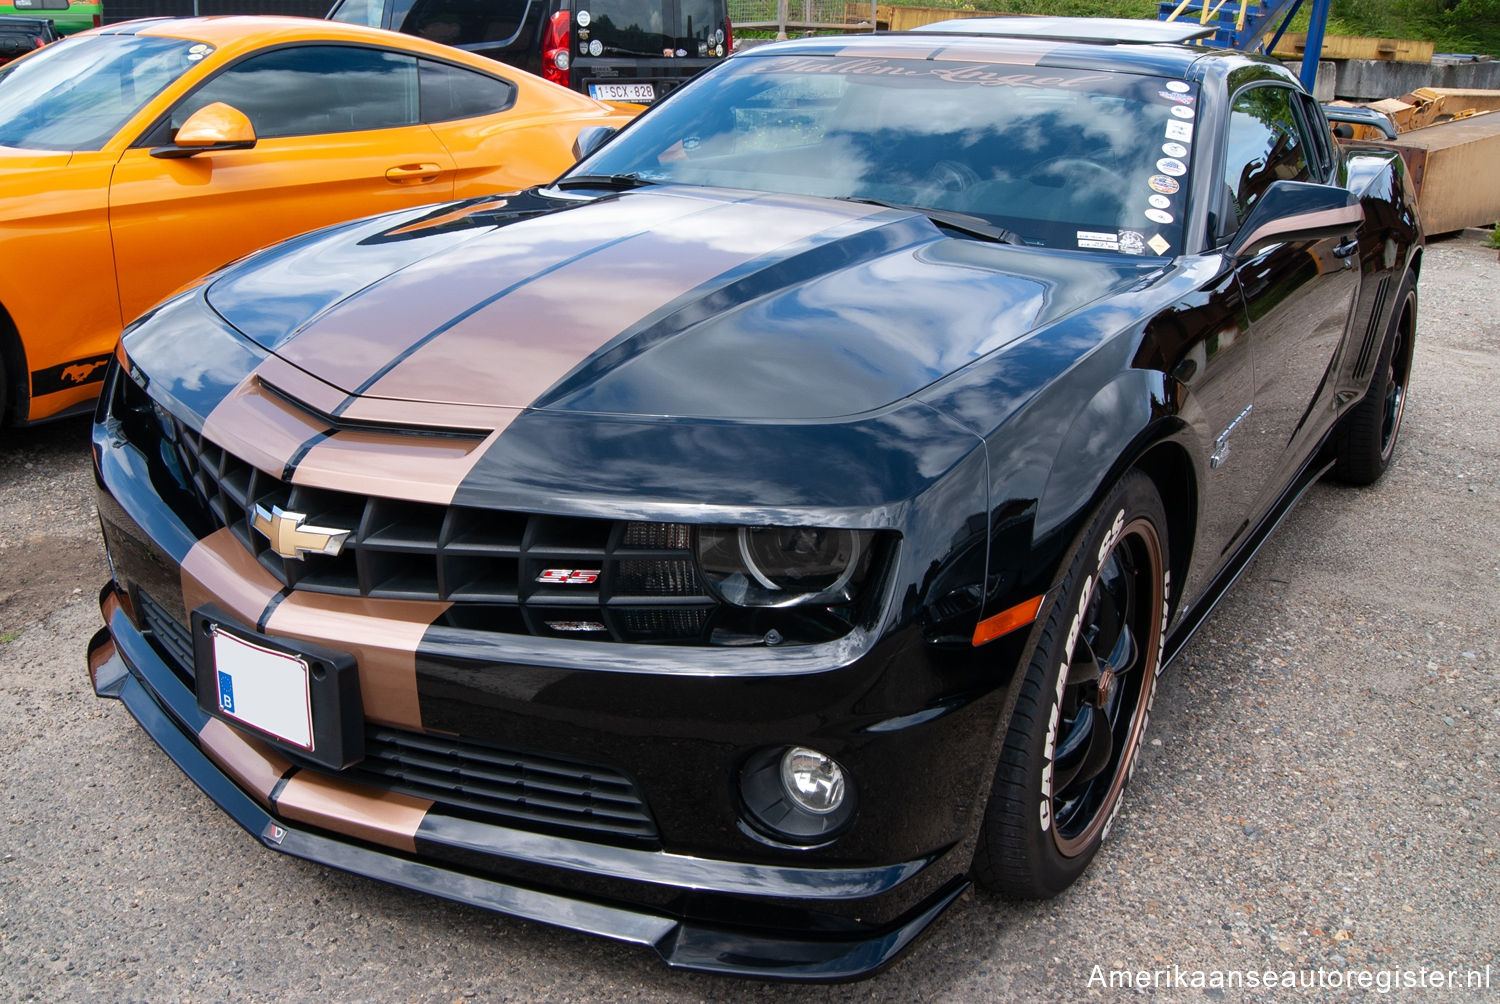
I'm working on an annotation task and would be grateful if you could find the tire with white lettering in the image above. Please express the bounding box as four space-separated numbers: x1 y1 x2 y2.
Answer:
1333 279 1416 485
973 470 1169 898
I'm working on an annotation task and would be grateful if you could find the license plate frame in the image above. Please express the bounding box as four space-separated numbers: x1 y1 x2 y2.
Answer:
192 606 364 770
588 82 655 102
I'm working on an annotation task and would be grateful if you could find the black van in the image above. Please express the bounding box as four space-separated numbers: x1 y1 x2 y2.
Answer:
328 0 730 103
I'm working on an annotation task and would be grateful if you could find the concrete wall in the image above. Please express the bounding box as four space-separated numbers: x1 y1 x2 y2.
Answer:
1333 58 1500 101
1283 60 1339 101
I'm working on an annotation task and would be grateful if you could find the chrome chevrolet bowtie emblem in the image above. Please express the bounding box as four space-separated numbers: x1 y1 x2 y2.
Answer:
251 504 350 561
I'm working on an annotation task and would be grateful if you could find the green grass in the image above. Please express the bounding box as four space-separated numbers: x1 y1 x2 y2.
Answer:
1 629 20 644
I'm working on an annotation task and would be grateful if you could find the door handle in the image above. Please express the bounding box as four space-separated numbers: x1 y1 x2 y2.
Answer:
386 163 443 183
1333 236 1359 259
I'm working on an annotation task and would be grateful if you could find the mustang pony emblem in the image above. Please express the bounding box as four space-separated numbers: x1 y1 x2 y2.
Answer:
61 360 109 385
251 504 351 560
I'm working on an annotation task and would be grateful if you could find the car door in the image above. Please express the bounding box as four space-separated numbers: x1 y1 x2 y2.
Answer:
1219 81 1360 521
108 43 457 327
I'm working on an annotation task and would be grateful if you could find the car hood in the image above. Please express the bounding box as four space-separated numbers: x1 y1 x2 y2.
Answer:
205 186 1160 422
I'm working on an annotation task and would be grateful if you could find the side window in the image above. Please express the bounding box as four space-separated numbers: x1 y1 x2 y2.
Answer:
171 46 419 139
418 59 517 122
1220 85 1312 235
398 0 530 46
1297 92 1336 181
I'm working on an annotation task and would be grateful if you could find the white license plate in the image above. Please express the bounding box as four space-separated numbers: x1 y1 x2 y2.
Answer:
589 83 655 101
209 626 313 750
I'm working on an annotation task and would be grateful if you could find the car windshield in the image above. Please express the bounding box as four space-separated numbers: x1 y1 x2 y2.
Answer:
0 34 207 151
571 52 1197 255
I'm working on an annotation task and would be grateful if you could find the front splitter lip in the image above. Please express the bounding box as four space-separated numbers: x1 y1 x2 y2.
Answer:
87 589 968 982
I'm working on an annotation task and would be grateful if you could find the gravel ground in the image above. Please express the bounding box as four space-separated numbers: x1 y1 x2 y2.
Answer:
0 233 1496 1002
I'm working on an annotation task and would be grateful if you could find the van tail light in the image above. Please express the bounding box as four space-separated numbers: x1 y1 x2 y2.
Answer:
724 16 732 54
93 14 102 26
542 10 570 88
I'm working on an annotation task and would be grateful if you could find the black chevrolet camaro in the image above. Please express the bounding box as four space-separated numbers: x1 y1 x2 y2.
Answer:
88 17 1421 980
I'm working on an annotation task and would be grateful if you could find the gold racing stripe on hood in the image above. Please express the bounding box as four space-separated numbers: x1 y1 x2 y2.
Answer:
200 370 329 480
289 428 503 507
360 197 887 410
273 193 716 396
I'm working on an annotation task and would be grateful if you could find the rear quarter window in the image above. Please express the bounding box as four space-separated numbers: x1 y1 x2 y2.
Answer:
419 58 516 121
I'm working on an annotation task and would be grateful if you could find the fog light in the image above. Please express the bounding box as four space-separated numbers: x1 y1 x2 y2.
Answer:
781 747 844 814
739 746 856 845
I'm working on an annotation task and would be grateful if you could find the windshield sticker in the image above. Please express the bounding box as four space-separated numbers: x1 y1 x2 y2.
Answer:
188 44 211 54
750 57 1113 89
1156 158 1187 177
1165 120 1193 142
1078 230 1121 250
1170 105 1195 120
1119 231 1146 255
1162 142 1187 158
576 9 591 25
1149 194 1172 209
1147 175 1180 194
1148 234 1171 255
590 39 604 56
1145 208 1174 225
1158 90 1194 104
1166 81 1191 93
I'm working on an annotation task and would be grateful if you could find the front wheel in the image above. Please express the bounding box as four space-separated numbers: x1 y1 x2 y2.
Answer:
973 471 1169 898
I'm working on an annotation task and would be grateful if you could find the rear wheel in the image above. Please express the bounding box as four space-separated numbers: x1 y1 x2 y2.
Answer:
973 471 1169 898
1333 282 1416 485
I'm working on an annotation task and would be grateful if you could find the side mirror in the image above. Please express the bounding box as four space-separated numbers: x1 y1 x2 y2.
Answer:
572 125 616 162
1227 180 1363 261
151 102 257 159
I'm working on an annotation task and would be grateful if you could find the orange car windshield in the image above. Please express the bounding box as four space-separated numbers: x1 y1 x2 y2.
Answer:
0 34 207 151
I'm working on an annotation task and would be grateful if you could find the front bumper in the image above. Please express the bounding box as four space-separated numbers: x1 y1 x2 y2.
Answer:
89 582 968 979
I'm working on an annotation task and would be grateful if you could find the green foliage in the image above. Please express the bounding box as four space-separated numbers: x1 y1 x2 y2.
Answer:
1485 223 1500 248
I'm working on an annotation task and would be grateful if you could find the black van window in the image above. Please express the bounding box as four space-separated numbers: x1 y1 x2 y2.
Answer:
398 0 529 46
679 0 722 46
419 59 517 121
588 0 667 54
171 46 419 138
328 0 385 28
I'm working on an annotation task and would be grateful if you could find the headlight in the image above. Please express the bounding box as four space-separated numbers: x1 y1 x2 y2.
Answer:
696 526 874 607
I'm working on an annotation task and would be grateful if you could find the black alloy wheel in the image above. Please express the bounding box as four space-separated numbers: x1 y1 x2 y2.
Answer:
973 470 1168 898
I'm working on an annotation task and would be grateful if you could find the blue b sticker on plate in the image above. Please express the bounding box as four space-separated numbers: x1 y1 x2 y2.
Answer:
217 671 235 713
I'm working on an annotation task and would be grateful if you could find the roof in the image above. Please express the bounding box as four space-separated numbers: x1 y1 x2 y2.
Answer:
915 16 1216 45
747 28 1215 78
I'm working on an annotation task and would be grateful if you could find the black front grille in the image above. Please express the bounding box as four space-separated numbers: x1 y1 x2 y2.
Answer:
138 589 195 683
169 422 716 644
344 727 658 844
132 590 657 844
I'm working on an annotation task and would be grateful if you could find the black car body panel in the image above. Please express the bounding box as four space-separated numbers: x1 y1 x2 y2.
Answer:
90 24 1421 979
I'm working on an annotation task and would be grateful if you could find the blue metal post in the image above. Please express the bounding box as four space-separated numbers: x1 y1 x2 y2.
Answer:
1299 0 1330 92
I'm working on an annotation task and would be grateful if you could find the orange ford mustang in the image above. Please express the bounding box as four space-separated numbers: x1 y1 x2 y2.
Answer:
0 16 637 425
